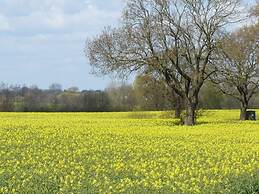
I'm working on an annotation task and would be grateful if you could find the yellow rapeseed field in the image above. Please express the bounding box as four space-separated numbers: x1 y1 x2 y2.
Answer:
0 110 258 193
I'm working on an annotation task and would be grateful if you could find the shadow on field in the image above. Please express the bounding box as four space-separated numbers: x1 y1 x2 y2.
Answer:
224 171 259 194
126 111 210 126
125 110 259 126
126 112 158 119
126 111 176 119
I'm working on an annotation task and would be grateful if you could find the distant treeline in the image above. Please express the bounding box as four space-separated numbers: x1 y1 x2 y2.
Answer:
0 80 258 112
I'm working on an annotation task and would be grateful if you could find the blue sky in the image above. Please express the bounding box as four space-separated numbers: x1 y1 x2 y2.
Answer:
0 0 124 90
0 0 255 90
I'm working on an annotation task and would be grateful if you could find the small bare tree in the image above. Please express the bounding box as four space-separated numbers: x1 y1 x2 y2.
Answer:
213 23 259 120
134 73 183 116
86 0 241 125
251 1 259 17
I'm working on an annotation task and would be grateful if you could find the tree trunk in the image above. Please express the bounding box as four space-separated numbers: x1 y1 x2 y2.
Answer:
175 106 181 118
240 103 248 120
174 97 182 118
184 102 196 126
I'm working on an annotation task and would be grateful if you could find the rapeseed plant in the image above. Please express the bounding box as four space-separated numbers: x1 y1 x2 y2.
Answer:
0 111 258 193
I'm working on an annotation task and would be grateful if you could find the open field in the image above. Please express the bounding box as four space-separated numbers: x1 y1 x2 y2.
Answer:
0 110 259 193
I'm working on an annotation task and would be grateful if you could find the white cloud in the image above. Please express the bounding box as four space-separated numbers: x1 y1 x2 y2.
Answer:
46 10 65 29
0 0 122 35
0 0 124 89
0 14 11 31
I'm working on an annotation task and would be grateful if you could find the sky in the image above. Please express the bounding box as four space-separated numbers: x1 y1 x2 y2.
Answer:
0 0 256 90
0 0 125 90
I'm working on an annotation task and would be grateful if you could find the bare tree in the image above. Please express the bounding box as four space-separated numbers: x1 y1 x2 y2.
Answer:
213 6 259 120
251 1 259 17
49 83 62 92
0 83 14 112
86 0 241 125
134 74 183 116
106 82 137 111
